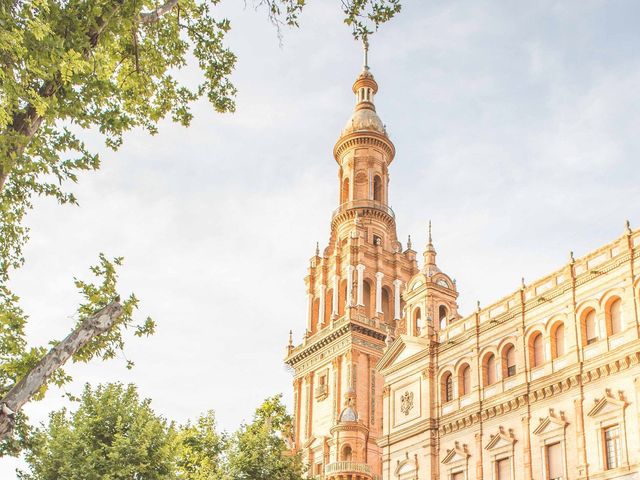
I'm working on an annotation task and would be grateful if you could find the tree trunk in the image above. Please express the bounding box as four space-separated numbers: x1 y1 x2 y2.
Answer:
0 301 123 441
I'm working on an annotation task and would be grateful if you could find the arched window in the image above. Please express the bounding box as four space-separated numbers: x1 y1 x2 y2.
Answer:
413 307 423 336
503 344 516 377
530 332 544 367
439 305 448 330
373 175 382 202
583 309 597 345
341 178 350 204
325 289 333 324
483 353 496 386
341 445 352 461
338 280 347 316
381 287 391 323
442 372 453 403
311 298 320 333
361 280 372 318
608 298 623 335
552 323 565 358
459 364 471 396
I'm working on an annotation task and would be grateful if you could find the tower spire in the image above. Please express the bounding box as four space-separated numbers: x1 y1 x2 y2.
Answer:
363 38 369 70
423 220 438 273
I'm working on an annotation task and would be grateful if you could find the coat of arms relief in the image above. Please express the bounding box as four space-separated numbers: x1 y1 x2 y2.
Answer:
400 391 414 416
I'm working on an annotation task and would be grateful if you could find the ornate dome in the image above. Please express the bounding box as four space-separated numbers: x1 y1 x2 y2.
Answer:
339 406 358 422
342 108 386 136
338 65 388 138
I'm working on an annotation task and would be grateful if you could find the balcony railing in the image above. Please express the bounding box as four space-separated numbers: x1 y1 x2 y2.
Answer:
325 461 372 475
331 200 395 220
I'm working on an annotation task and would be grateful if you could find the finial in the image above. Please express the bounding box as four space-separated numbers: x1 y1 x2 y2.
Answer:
407 234 412 250
521 277 526 290
569 251 575 264
476 300 481 312
626 219 632 235
315 242 320 256
428 220 433 244
288 330 293 347
363 37 369 70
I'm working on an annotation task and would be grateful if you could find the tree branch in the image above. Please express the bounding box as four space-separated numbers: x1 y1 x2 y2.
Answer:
0 300 123 442
139 0 179 24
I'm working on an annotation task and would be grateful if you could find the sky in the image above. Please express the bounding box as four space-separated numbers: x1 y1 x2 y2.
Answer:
3 0 640 475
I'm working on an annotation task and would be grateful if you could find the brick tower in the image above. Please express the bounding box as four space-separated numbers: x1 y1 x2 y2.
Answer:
285 46 418 479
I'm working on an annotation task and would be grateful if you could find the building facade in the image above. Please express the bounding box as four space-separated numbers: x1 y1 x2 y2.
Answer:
286 58 640 480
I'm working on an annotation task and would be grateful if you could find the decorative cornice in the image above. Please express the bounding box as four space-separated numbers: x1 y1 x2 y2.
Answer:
334 131 395 163
286 321 386 368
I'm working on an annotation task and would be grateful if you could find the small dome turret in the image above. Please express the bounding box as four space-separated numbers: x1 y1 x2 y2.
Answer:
338 41 388 139
338 388 359 422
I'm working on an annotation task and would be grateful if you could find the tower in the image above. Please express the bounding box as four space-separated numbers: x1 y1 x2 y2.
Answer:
285 45 418 478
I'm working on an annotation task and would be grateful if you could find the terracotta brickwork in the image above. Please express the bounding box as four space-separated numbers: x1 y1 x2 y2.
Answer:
286 59 640 480
285 62 418 480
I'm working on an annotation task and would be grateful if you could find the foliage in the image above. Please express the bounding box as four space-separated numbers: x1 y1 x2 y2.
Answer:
0 0 400 456
19 385 303 480
0 0 402 283
0 254 154 453
175 411 226 480
225 394 304 480
18 383 178 480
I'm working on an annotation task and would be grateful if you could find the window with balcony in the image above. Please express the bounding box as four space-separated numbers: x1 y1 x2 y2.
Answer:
546 442 563 480
604 425 621 470
341 445 352 462
315 371 328 400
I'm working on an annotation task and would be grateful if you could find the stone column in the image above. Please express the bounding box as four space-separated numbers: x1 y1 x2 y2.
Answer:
393 279 402 320
333 355 342 423
293 378 302 449
375 272 384 314
305 372 314 440
346 265 354 308
356 264 365 306
319 284 326 326
332 275 339 317
574 397 588 477
522 414 532 480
